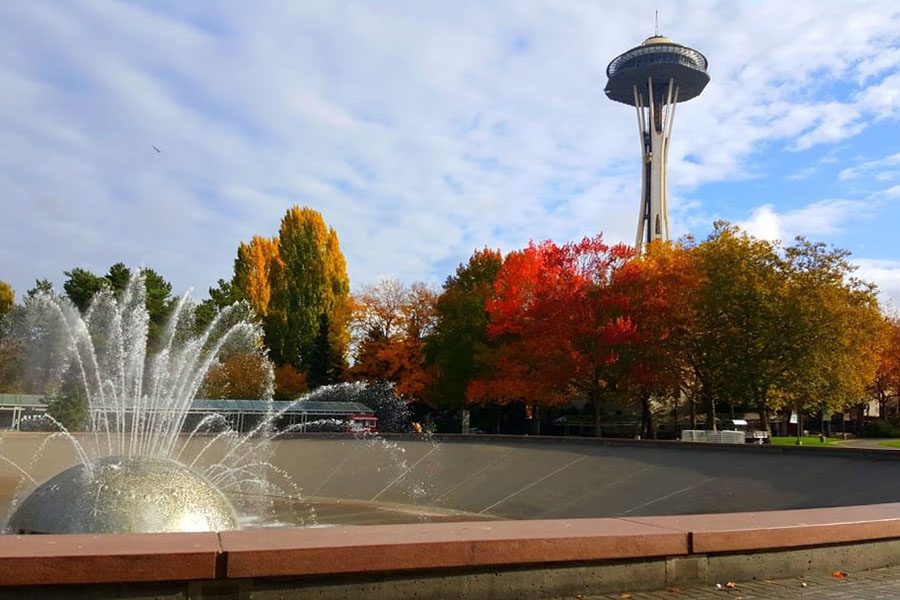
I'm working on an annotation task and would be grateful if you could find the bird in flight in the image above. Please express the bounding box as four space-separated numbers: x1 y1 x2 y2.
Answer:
152 145 162 153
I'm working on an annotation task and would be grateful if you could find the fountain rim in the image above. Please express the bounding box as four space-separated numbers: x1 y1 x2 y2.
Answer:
2 435 900 592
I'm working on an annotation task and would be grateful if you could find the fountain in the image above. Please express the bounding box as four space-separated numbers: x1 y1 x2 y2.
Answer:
2 273 278 534
4 273 900 597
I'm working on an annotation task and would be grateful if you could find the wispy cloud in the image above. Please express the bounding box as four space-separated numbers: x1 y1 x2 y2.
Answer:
786 166 817 181
839 151 900 180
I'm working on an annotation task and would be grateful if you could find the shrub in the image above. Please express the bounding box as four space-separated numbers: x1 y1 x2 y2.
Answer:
862 419 900 438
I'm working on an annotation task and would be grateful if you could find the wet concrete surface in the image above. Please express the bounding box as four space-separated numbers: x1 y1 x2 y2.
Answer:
4 433 900 527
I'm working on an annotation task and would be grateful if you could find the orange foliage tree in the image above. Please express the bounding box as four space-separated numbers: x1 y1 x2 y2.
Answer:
872 317 900 420
467 235 634 433
349 279 437 400
200 352 272 400
273 363 308 400
609 241 703 437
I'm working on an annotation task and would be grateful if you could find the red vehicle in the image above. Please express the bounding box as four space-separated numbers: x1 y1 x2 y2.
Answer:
347 413 378 434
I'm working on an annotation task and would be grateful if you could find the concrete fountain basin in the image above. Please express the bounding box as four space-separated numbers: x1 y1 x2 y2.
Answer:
2 433 900 598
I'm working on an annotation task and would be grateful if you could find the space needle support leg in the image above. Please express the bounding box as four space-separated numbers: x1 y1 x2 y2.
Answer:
660 78 675 240
645 77 666 243
633 84 648 249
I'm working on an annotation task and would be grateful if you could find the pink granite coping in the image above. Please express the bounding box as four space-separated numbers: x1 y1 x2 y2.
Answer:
2 504 900 586
626 502 900 553
219 517 688 578
0 531 220 586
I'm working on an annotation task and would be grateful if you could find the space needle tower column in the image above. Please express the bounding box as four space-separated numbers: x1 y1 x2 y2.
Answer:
605 34 709 251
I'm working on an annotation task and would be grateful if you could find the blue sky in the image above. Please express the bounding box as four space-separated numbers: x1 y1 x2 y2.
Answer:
1 1 899 307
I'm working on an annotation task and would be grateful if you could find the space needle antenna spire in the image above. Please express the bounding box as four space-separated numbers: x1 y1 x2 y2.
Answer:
605 28 710 251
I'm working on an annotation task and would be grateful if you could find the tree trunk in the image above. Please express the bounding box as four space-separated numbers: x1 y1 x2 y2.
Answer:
705 390 717 431
689 393 696 430
530 405 541 435
673 392 679 440
758 398 770 433
855 402 866 435
593 393 604 437
460 408 470 434
589 380 606 437
640 392 651 438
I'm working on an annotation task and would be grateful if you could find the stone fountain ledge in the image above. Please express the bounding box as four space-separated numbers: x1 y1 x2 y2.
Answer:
3 503 900 599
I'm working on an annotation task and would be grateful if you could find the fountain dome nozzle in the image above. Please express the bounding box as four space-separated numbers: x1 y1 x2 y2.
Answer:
7 456 239 534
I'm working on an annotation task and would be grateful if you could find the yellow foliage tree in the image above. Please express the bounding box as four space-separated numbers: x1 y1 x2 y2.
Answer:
234 235 281 317
0 279 14 316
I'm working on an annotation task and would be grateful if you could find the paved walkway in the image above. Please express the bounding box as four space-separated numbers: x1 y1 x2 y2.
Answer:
565 566 900 599
835 438 900 451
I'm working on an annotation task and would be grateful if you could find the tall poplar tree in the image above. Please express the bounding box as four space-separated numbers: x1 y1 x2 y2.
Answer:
262 207 350 383
233 235 281 318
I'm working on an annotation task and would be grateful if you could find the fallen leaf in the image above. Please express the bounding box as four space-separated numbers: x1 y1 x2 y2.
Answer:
831 571 848 579
725 582 738 589
666 587 683 593
715 583 723 589
619 594 632 599
800 582 808 588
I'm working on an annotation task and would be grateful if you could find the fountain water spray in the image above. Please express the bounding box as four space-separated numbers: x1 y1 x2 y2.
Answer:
3 272 290 534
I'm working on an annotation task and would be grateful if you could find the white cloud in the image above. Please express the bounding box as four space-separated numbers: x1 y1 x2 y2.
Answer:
738 199 872 242
854 259 900 309
0 1 898 299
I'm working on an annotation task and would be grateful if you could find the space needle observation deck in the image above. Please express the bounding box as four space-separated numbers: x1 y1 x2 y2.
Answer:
605 34 709 251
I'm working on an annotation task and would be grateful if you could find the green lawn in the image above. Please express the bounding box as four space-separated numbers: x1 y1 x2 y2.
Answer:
769 436 839 447
878 440 900 448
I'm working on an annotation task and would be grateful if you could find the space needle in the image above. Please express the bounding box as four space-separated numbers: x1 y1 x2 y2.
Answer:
605 28 709 251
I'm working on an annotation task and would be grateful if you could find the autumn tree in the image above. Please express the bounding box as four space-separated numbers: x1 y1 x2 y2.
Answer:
233 236 281 318
273 364 308 400
425 249 502 412
349 278 437 400
777 239 886 432
689 224 885 435
261 207 350 385
467 236 634 434
0 279 13 317
611 241 703 437
200 352 272 400
872 317 900 422
0 280 22 392
690 223 791 431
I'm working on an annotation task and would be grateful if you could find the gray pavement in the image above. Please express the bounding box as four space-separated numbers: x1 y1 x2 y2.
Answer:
836 438 900 451
569 565 900 599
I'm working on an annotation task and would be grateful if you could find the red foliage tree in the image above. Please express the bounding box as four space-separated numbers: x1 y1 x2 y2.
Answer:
466 235 634 433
